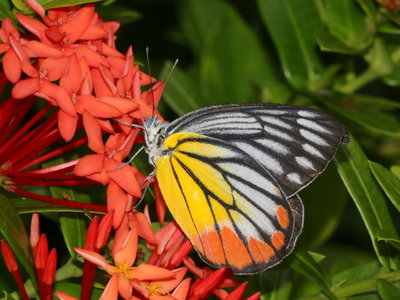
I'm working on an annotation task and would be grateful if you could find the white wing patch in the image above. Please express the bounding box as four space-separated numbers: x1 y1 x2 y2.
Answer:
287 172 302 184
299 129 329 146
295 156 315 170
302 143 325 159
297 118 331 134
234 141 284 175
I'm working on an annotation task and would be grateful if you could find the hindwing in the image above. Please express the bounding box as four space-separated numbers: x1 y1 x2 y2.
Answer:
166 103 349 197
155 132 303 274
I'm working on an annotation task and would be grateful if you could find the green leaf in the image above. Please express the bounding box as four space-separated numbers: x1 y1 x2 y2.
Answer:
356 0 378 21
365 39 393 76
316 32 361 54
334 137 399 270
0 0 12 20
391 166 400 178
291 252 337 299
12 0 102 13
324 0 373 50
332 261 381 287
179 0 290 106
0 194 36 286
299 164 348 249
39 0 102 10
259 269 293 300
369 161 400 212
377 279 400 299
3 292 17 300
257 0 324 89
321 96 400 136
96 4 140 24
378 22 400 34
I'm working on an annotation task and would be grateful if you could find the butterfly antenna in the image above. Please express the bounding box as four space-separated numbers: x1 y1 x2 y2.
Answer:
114 118 144 130
145 47 156 120
106 145 145 172
133 171 156 209
165 58 179 89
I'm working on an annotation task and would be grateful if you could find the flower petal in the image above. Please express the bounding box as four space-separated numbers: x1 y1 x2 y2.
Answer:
130 212 157 245
96 210 114 250
40 56 70 81
86 171 110 185
74 154 105 176
99 274 119 300
16 14 47 41
107 181 128 229
23 41 63 58
127 264 175 281
56 291 78 300
58 109 78 142
76 94 122 118
117 274 132 299
74 248 111 270
114 226 138 266
225 282 248 300
153 267 187 294
3 50 22 83
69 44 109 68
245 292 262 300
104 160 141 197
100 96 139 114
82 111 105 153
12 77 39 99
172 278 191 300
60 5 95 44
40 81 77 117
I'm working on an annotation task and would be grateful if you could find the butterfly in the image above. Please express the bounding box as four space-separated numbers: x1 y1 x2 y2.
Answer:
143 103 349 275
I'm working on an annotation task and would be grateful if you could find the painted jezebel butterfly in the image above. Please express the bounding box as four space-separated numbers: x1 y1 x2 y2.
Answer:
143 103 349 274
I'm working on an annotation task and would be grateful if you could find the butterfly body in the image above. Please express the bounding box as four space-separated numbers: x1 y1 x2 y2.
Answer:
143 103 348 274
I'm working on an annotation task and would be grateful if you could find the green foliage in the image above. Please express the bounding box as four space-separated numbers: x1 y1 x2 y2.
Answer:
1 0 400 299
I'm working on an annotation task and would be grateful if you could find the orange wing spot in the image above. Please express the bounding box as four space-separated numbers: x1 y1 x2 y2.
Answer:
221 227 252 269
248 237 275 263
191 237 204 255
277 205 289 229
271 231 285 250
199 230 226 265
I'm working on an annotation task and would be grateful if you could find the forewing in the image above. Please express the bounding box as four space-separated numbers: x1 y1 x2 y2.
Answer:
155 132 303 274
167 103 349 197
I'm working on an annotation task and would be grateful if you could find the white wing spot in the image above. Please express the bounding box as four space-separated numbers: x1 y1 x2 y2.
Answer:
297 110 317 118
260 116 292 129
234 142 284 175
297 118 331 134
300 129 329 146
263 125 294 142
287 172 302 184
255 139 290 155
302 143 325 159
295 156 315 170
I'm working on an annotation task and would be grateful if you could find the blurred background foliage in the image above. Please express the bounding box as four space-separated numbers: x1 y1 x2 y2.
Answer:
1 0 400 299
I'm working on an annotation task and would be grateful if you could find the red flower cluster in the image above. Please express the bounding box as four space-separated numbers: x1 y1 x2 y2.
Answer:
0 0 261 299
0 0 164 227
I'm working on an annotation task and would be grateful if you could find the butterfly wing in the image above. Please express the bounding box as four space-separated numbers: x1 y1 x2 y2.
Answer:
155 132 303 274
166 103 349 197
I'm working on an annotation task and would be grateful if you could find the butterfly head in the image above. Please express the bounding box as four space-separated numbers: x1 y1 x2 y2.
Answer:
143 117 169 165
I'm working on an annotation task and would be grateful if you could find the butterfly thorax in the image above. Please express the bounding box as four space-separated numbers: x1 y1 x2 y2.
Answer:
143 117 170 165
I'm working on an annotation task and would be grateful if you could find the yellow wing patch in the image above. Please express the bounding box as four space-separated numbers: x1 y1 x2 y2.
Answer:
155 132 301 274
